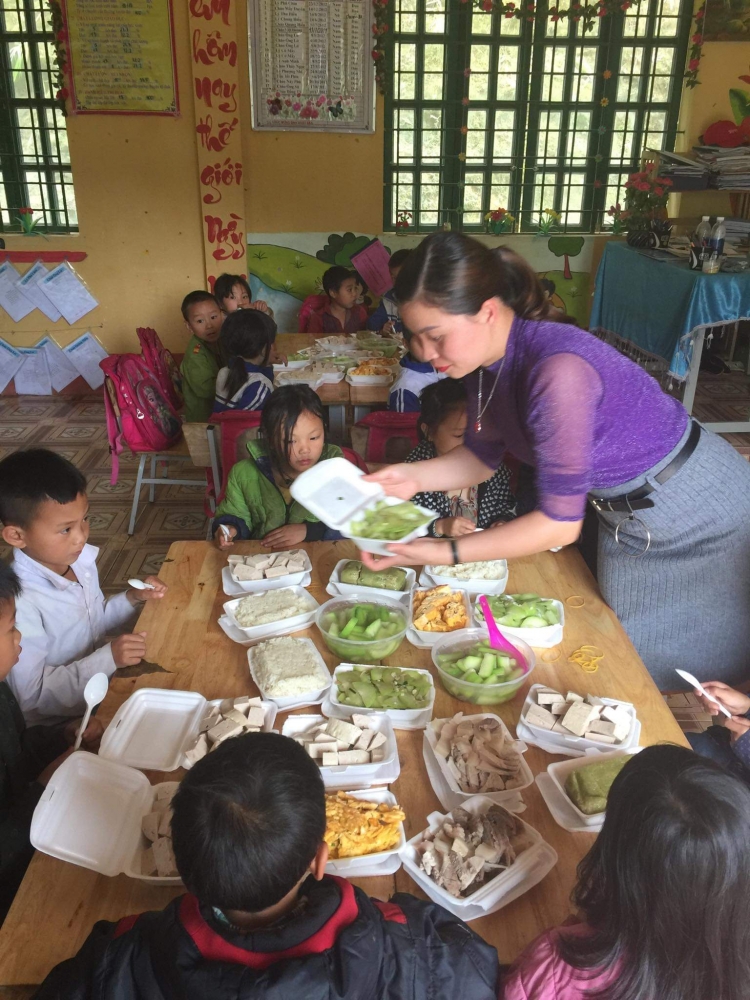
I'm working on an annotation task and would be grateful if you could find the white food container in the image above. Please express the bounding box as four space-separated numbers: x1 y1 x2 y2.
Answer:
223 566 312 598
534 773 603 835
273 359 310 371
423 714 533 810
226 550 313 594
31 752 182 885
223 586 320 639
546 746 641 827
345 372 394 386
407 585 472 648
518 684 640 756
290 457 436 555
281 712 400 790
421 561 509 597
327 558 416 600
329 663 435 726
474 598 564 649
399 795 558 922
248 637 332 710
324 786 405 877
99 687 277 771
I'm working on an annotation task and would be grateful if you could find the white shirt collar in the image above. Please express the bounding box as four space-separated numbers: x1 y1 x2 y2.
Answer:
13 542 100 591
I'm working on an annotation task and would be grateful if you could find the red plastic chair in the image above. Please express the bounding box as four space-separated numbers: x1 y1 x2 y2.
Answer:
207 410 263 507
298 294 327 333
342 446 369 473
354 411 420 464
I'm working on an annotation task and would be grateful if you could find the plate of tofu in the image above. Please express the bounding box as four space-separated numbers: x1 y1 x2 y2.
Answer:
183 696 277 768
99 688 276 772
407 585 472 648
223 549 312 595
31 753 183 884
518 685 640 757
281 713 400 790
423 713 533 811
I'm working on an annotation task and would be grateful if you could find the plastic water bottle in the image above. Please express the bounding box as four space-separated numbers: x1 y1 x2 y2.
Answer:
708 216 726 257
694 216 711 264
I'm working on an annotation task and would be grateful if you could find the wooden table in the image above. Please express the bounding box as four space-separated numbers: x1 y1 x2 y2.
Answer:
0 541 687 990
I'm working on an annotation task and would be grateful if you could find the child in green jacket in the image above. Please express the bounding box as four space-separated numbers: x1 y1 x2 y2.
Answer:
179 290 223 423
0 561 101 920
213 386 342 550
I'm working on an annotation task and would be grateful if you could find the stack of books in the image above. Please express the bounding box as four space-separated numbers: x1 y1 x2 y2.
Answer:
646 149 708 190
693 145 750 190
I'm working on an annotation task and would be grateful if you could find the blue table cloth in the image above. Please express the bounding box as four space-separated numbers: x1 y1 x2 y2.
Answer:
590 241 750 380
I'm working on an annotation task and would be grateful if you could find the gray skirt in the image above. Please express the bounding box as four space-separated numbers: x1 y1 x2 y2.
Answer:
595 424 750 691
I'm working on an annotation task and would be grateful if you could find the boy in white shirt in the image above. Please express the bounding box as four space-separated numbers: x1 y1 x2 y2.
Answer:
0 450 167 725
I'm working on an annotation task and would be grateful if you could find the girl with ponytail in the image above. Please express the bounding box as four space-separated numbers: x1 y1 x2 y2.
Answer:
214 310 277 413
359 232 750 690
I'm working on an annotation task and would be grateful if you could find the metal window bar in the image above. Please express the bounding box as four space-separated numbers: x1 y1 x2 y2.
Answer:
384 0 692 234
0 0 77 232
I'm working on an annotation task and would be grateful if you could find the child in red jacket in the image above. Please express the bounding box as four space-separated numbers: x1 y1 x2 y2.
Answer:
34 732 500 1000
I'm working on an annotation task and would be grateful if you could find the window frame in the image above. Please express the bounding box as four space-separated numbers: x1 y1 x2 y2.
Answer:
383 0 692 234
0 0 77 234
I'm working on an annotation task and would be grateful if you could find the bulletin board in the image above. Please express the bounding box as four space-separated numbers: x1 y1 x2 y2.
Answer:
62 0 179 115
248 0 375 133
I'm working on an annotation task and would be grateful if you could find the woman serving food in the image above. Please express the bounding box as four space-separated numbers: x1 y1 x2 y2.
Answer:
359 233 750 690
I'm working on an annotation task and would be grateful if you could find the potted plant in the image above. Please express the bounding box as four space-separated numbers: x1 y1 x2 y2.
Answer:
395 210 413 234
606 203 630 236
623 171 673 247
484 207 515 235
536 208 561 236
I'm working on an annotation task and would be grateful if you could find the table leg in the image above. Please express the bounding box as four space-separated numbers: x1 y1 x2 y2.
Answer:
680 327 705 417
328 405 345 443
353 404 369 423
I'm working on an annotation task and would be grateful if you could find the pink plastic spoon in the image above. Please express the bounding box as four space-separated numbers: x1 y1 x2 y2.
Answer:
478 594 528 671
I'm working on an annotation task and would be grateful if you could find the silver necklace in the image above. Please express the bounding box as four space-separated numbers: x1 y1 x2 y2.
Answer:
474 360 504 433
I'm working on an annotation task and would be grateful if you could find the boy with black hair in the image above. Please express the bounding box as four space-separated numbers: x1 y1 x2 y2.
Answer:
389 326 446 412
0 449 167 724
180 290 223 422
368 247 411 335
307 266 368 334
35 732 500 999
0 560 101 921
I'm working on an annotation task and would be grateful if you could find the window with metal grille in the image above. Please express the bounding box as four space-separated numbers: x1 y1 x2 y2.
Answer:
0 0 77 232
384 0 692 233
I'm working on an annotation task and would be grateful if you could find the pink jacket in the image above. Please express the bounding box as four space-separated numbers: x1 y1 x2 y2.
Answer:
503 924 617 1000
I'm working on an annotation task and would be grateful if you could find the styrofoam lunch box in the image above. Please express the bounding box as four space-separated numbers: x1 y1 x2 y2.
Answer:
98 687 277 771
222 567 312 598
329 663 435 726
223 586 320 639
407 585 472 648
399 795 558 922
519 684 639 754
327 558 417 600
248 637 332 710
281 712 400 790
225 550 313 594
31 752 182 885
345 372 394 386
421 561 509 597
546 746 641 827
290 457 436 555
423 714 533 807
324 786 405 877
474 598 565 649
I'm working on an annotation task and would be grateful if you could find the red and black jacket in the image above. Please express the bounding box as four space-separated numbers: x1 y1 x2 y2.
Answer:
33 876 500 1000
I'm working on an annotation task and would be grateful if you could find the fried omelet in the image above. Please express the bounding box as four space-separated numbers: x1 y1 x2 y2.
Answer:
325 791 405 859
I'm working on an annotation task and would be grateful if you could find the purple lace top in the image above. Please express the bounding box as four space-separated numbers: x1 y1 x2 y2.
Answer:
463 316 688 521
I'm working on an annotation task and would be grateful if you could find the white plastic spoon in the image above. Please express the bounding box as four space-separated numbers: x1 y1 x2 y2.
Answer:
675 668 732 718
128 578 155 591
219 525 232 541
74 672 110 750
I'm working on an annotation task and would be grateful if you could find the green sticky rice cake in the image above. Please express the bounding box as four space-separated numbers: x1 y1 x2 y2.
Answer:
339 560 407 592
564 756 630 815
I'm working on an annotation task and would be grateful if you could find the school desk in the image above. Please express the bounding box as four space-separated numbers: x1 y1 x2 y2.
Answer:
0 541 687 993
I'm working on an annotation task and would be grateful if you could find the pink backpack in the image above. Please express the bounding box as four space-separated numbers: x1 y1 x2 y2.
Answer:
298 294 328 332
100 354 182 484
137 326 183 409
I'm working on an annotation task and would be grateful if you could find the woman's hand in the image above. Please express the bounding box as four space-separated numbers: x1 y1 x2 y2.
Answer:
435 516 477 537
262 523 307 550
359 537 453 571
362 464 423 501
215 524 237 549
696 681 750 718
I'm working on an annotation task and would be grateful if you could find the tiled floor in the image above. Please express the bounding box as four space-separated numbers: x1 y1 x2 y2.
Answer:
693 370 750 457
0 393 209 595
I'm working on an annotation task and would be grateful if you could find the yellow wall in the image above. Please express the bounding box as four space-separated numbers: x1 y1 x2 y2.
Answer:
0 2 744 354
